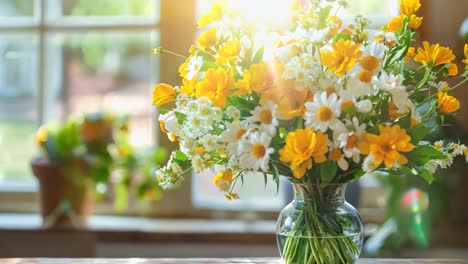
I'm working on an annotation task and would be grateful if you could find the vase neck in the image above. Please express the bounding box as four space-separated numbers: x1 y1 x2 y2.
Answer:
293 183 346 205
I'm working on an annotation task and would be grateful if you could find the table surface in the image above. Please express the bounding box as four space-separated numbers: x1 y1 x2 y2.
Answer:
2 259 468 264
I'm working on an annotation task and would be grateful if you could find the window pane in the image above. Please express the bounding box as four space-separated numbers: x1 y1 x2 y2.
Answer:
0 0 35 17
193 171 287 211
48 0 159 19
0 34 38 183
44 31 159 147
196 0 398 28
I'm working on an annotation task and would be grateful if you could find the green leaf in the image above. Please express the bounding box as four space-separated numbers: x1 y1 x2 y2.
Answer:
197 50 215 62
319 160 338 183
406 146 445 166
333 33 352 42
174 112 187 124
252 47 264 64
419 168 434 184
408 125 431 144
272 163 281 194
173 150 188 163
263 172 268 188
397 111 412 129
200 61 218 71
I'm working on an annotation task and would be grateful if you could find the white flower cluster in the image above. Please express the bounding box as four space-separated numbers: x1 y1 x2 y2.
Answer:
425 141 468 173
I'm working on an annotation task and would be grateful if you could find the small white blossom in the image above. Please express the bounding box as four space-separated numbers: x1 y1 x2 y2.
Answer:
185 56 203 81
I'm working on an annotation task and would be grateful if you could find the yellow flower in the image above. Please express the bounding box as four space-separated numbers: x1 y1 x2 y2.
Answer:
414 41 455 67
213 171 233 192
404 47 416 61
196 67 233 108
180 77 197 97
35 126 48 146
437 91 460 114
197 27 217 51
407 14 423 30
387 16 403 32
360 125 414 169
279 128 328 179
387 15 422 32
153 83 177 106
236 63 275 96
198 2 225 28
463 44 468 65
447 63 458 76
216 40 241 64
260 60 312 120
320 39 362 77
399 0 421 16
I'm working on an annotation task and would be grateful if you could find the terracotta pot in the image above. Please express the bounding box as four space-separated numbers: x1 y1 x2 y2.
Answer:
31 156 93 229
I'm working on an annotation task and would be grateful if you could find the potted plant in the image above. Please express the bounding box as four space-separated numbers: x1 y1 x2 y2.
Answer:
32 113 126 229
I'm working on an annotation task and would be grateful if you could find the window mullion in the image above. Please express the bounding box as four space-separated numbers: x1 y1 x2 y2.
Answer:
37 0 46 125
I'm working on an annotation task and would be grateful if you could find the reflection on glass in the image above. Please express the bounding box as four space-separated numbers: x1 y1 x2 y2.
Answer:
59 0 157 17
0 0 34 17
45 32 158 147
0 35 38 182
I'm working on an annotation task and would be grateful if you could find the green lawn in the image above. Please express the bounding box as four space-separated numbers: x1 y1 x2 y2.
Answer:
0 120 37 181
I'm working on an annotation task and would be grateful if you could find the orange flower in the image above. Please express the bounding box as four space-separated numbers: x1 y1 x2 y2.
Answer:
196 68 234 108
320 39 362 77
153 83 177 106
447 63 458 76
414 41 455 67
360 125 414 169
437 91 460 114
279 128 328 179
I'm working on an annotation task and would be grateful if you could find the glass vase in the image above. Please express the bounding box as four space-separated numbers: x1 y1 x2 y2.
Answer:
276 183 364 264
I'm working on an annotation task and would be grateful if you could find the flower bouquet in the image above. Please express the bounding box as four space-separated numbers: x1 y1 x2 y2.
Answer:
152 0 468 262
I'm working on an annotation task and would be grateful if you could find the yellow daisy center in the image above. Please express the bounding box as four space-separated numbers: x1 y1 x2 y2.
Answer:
252 143 266 159
358 70 372 83
317 106 333 122
342 100 355 111
330 148 343 161
260 109 273 124
236 129 247 140
360 56 380 72
346 135 359 149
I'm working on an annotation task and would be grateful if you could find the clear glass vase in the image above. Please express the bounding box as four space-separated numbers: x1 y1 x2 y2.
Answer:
276 183 364 264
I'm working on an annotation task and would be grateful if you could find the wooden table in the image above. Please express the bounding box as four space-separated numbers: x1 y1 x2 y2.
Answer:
2 259 468 263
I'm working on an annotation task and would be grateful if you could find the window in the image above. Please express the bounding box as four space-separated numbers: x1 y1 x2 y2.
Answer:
0 0 159 191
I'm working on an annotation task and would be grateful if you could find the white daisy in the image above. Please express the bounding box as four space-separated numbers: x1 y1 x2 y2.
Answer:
372 71 405 92
363 154 377 173
304 92 343 132
185 56 203 81
329 140 349 171
238 132 274 172
158 111 181 137
246 101 279 136
221 122 253 155
362 42 388 60
334 117 366 163
226 106 241 121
